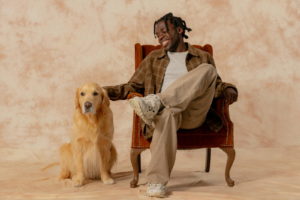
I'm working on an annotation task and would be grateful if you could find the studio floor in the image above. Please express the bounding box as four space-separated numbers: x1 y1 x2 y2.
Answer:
0 147 299 200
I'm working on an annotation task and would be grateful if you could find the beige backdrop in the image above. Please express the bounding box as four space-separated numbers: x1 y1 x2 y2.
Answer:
1 0 300 199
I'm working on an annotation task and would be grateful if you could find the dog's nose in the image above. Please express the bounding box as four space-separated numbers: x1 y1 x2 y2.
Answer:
84 102 92 109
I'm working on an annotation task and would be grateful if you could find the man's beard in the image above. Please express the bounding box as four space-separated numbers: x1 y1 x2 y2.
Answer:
167 35 180 52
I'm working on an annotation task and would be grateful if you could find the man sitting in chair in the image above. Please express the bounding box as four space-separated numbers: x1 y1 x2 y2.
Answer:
103 13 238 198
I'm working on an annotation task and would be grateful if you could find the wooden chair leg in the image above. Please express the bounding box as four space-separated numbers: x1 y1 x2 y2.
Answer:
205 148 211 172
220 147 235 187
130 148 145 188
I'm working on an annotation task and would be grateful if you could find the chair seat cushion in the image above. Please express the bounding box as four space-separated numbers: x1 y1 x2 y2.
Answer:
177 122 229 149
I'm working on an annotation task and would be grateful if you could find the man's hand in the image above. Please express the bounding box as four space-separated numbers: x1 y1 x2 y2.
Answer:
224 88 238 105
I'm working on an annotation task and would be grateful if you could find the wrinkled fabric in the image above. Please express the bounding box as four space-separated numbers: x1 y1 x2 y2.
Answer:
147 64 217 185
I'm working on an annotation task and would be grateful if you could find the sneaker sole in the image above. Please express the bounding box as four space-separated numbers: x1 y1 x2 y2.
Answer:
128 98 152 125
145 192 167 198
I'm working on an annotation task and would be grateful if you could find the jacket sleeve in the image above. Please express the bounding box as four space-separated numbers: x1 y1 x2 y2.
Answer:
103 56 148 101
207 53 238 98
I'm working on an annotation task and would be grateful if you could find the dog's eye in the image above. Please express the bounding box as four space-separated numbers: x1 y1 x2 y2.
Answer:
93 92 98 96
80 92 85 96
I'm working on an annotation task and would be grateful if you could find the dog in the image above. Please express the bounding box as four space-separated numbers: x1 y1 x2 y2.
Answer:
59 82 117 187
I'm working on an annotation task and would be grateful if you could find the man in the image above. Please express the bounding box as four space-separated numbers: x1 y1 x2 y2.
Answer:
103 13 238 198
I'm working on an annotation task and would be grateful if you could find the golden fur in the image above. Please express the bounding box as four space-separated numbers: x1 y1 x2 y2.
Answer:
59 82 117 187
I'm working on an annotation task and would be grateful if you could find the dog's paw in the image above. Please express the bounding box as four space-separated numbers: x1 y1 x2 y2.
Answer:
102 177 115 185
72 179 83 187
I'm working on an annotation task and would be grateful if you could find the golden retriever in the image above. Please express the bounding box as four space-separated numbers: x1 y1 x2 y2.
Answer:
59 82 117 187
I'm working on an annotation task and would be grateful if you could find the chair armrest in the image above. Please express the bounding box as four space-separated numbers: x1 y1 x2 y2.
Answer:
214 98 233 126
127 93 143 100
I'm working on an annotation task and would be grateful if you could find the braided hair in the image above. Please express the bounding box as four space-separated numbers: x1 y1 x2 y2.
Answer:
154 13 192 39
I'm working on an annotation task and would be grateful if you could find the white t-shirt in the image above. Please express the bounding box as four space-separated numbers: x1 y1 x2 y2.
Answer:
160 51 188 93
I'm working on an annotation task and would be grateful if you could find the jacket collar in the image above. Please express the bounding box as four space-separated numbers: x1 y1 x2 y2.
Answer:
157 42 199 59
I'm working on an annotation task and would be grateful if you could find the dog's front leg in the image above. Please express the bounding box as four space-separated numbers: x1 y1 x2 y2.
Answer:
99 139 114 185
72 140 85 187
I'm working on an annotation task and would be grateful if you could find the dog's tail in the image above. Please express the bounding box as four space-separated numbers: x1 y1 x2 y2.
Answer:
108 143 117 175
41 162 60 171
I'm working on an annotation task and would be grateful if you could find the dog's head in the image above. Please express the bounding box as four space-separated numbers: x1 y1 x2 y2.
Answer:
75 83 110 115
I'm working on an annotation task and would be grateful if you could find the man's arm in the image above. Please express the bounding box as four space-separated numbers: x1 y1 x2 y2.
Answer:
207 53 238 104
103 57 147 101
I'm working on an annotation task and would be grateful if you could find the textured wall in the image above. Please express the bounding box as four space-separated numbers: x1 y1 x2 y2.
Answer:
1 0 300 161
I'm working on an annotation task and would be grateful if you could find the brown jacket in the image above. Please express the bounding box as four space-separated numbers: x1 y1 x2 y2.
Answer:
103 43 237 139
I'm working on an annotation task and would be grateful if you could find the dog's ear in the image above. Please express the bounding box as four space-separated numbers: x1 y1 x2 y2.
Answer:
101 88 110 108
75 87 80 109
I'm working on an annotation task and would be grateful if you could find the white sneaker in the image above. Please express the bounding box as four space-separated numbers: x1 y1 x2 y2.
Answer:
145 183 167 198
128 94 162 125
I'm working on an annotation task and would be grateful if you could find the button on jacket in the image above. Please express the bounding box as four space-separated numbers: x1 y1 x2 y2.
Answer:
103 43 237 139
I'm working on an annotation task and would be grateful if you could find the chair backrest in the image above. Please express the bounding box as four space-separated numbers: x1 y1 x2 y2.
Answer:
134 43 213 70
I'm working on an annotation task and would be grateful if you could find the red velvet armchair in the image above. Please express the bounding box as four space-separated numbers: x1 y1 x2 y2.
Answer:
128 43 235 188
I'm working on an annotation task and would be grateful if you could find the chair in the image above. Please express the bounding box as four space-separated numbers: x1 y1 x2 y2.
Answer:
128 43 235 188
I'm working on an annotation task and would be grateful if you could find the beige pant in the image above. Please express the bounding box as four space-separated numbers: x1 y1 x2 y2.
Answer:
146 63 217 185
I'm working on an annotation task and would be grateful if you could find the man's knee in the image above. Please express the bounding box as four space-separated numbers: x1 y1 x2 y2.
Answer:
197 63 217 80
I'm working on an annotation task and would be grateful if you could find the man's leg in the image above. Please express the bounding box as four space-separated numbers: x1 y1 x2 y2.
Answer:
129 64 217 197
157 63 217 118
146 64 217 185
146 108 181 185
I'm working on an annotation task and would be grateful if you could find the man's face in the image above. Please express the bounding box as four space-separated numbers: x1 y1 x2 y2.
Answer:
155 20 182 52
